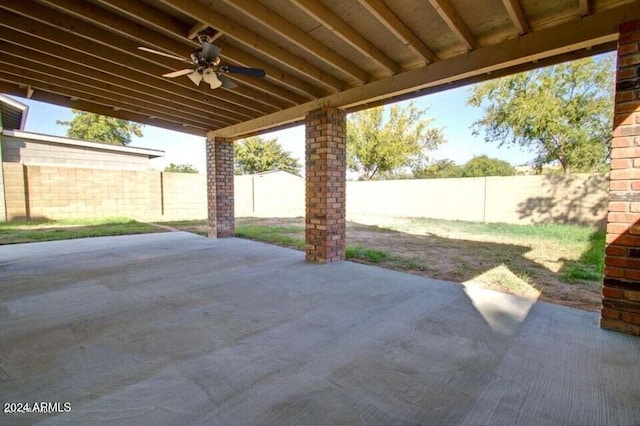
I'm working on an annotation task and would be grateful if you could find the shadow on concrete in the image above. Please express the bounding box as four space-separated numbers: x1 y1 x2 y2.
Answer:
516 174 608 227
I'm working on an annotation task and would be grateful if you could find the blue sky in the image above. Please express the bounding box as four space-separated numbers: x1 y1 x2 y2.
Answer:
11 83 533 172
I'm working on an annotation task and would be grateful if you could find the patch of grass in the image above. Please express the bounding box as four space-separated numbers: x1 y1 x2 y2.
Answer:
233 224 430 271
345 245 389 263
346 245 431 272
388 257 428 271
560 229 605 283
157 219 207 227
495 265 538 293
396 217 598 244
235 225 305 250
0 217 159 245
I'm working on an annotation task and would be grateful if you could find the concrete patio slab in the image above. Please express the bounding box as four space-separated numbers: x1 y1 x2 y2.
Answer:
0 232 639 425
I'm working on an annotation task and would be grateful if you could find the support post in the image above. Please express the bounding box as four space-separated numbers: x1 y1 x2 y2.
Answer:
206 137 234 238
601 19 640 335
305 107 347 263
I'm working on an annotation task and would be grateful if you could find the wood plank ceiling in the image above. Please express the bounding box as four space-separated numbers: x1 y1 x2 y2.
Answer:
0 0 638 138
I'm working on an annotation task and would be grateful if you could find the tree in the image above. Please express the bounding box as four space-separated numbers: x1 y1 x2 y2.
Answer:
234 137 301 175
467 55 614 173
461 155 515 177
164 163 199 173
57 110 143 145
347 102 445 180
413 156 515 178
413 159 463 179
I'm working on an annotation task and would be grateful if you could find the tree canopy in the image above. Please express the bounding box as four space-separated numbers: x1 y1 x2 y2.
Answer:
234 137 301 175
414 156 515 178
460 155 516 177
413 159 462 179
467 55 614 173
164 163 199 173
57 110 143 145
347 102 445 180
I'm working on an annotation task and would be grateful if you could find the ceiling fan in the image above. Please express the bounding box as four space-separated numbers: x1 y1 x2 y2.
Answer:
138 32 266 90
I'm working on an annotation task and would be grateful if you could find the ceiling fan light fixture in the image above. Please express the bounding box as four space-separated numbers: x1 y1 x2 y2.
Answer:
187 71 202 86
202 68 222 89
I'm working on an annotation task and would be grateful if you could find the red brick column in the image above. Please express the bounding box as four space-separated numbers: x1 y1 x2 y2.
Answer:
305 107 346 263
601 20 640 335
206 137 234 238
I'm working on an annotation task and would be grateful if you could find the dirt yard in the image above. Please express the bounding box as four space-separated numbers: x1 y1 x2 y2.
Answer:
166 216 602 312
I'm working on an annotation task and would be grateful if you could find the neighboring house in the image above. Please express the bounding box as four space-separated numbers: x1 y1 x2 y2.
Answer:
0 94 164 221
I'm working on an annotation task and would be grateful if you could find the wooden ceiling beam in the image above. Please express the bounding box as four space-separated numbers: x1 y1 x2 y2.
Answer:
0 81 209 136
0 4 269 119
427 0 479 50
290 0 401 75
187 22 209 40
0 53 233 128
0 35 239 125
580 0 591 16
210 2 640 139
356 0 439 64
39 0 297 109
0 30 254 126
157 0 343 93
95 0 320 100
187 23 223 42
501 0 530 35
92 0 192 44
17 0 275 116
222 0 370 84
0 69 225 130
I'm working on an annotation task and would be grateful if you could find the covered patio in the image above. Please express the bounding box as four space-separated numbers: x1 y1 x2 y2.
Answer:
2 0 640 334
1 1 640 422
1 233 639 424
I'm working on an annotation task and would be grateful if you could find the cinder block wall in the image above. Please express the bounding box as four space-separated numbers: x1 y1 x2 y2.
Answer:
0 138 5 222
1 163 609 227
484 174 608 226
348 178 486 222
2 163 161 220
3 163 27 220
161 172 207 219
345 174 608 226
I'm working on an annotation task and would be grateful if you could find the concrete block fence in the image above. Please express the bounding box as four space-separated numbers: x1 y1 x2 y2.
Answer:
2 162 607 227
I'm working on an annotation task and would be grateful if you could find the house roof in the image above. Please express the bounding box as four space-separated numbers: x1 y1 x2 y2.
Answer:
2 129 165 159
0 94 28 130
0 1 638 139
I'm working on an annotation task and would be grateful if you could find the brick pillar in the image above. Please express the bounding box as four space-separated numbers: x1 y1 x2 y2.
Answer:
601 20 640 335
206 137 234 238
305 107 346 263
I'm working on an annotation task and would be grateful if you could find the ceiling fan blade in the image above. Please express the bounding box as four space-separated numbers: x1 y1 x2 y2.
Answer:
218 73 238 89
202 42 221 61
138 46 192 64
163 69 194 78
222 65 266 78
187 71 202 86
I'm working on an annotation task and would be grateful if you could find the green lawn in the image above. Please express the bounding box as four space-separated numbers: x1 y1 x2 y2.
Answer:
0 217 160 245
